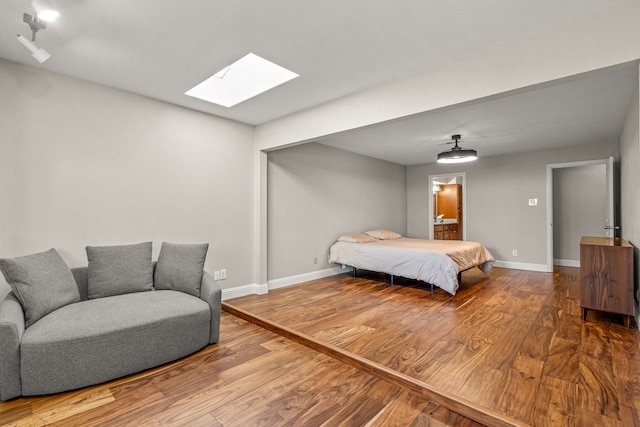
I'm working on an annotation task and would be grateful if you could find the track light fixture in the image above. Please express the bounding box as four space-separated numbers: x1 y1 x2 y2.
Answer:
17 34 50 63
16 1 59 63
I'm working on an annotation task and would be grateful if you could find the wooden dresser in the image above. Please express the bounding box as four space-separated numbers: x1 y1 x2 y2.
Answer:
580 236 634 327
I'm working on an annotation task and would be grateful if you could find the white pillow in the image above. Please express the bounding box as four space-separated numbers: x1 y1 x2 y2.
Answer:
364 229 402 240
338 233 378 243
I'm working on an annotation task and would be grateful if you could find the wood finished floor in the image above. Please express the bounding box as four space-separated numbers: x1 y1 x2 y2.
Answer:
224 266 640 427
0 311 480 427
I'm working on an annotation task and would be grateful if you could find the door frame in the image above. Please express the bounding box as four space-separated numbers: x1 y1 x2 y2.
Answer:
428 172 467 240
545 157 614 272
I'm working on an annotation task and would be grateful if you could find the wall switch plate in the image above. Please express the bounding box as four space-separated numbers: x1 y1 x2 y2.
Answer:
220 269 227 280
214 270 220 280
528 198 538 206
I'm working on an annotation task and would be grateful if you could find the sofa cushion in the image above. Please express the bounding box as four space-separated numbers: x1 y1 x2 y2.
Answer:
154 242 209 296
0 249 80 327
20 290 211 396
86 242 153 299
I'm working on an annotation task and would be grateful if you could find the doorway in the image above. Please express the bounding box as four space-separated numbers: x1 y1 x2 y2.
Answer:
428 173 466 240
545 157 615 272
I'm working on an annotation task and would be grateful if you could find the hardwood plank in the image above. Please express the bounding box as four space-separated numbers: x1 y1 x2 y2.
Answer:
577 354 621 420
531 376 575 426
519 323 555 360
368 390 432 426
5 389 115 427
491 354 544 422
456 365 507 407
543 336 580 382
0 400 32 426
45 385 166 427
416 401 486 427
319 378 401 427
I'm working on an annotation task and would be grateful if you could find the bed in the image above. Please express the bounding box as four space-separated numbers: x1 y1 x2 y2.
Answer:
328 231 494 295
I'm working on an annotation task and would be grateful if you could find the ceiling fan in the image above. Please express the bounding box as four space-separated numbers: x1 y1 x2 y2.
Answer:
437 134 478 163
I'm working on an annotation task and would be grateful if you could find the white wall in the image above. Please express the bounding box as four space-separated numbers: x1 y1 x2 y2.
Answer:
619 67 640 323
0 59 255 299
553 164 607 262
407 141 617 267
267 143 406 280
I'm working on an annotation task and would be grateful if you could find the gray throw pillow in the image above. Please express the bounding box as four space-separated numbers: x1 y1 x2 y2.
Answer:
86 242 153 299
154 242 208 296
0 248 80 327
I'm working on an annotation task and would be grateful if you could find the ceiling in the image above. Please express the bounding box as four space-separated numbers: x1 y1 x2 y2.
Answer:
0 0 637 164
317 65 638 165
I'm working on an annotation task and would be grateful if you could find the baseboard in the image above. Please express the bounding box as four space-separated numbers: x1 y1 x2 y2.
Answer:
222 262 552 300
221 283 268 301
268 266 349 290
220 267 350 300
493 260 549 272
553 259 580 267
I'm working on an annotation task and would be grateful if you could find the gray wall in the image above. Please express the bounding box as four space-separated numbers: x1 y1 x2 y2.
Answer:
408 141 618 266
0 58 255 298
553 164 606 263
619 71 640 324
267 143 406 280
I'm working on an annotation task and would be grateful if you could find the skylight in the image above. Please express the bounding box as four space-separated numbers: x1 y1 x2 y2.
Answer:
185 53 299 108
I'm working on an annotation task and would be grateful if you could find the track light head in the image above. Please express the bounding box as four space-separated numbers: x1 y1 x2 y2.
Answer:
17 34 51 63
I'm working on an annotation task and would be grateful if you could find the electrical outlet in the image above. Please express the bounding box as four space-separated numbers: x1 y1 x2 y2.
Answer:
528 198 538 206
512 249 518 256
214 270 220 280
220 269 227 280
314 257 318 264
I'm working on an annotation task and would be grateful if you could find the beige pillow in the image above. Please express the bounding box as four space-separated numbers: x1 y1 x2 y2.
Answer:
365 229 402 240
338 233 378 243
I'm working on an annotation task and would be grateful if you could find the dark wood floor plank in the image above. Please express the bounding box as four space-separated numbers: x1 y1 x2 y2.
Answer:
491 354 544 422
369 389 434 426
531 375 575 427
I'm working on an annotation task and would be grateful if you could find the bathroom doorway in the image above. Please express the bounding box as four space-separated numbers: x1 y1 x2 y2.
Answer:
428 173 466 241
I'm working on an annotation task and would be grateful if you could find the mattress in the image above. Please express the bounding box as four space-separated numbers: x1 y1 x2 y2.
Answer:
329 237 494 295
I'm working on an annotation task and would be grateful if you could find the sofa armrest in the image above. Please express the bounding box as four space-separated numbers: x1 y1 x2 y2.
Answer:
200 271 221 344
0 293 25 400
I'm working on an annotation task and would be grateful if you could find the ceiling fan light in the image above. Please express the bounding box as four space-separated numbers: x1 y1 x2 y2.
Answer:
437 134 478 163
437 149 478 163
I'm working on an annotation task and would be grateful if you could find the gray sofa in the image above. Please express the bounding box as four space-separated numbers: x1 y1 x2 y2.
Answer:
0 246 221 401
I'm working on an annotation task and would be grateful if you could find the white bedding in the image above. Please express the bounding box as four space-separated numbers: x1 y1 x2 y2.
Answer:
328 237 494 295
